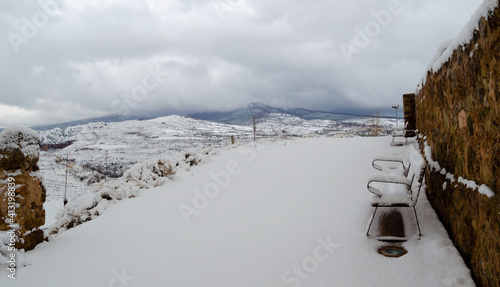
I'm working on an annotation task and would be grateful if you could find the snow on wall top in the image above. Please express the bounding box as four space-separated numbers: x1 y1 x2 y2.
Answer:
0 126 40 158
427 39 455 72
422 0 499 83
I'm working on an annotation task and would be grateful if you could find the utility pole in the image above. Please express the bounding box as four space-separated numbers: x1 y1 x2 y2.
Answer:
105 151 108 171
63 153 71 206
104 150 109 182
248 115 256 142
253 115 256 142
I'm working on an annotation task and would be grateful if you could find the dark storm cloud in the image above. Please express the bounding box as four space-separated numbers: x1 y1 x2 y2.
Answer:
0 0 484 127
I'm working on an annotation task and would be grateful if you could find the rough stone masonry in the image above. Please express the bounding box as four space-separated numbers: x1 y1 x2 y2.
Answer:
0 127 46 251
415 3 500 286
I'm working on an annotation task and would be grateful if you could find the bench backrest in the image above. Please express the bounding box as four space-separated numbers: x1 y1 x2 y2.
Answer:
408 147 427 204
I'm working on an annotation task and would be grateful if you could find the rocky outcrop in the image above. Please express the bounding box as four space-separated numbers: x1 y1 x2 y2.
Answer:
415 3 500 286
0 127 46 251
40 140 74 151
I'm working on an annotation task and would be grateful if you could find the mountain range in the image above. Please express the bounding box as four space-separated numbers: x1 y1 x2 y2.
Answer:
30 114 146 131
187 102 360 125
28 102 369 131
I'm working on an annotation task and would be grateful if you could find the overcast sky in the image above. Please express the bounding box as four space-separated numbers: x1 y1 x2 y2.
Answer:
0 0 485 127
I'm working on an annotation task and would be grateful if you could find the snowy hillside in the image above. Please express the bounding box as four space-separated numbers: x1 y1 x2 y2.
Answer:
38 115 248 183
38 114 396 179
35 114 397 226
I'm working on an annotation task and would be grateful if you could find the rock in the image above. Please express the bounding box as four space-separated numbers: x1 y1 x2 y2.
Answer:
0 126 40 171
0 127 46 251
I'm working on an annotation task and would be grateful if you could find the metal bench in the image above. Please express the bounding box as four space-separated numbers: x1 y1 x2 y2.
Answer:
372 155 410 177
366 148 426 238
391 122 416 146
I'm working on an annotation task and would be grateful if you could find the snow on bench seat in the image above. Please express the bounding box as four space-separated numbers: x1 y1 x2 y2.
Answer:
367 172 414 206
371 154 410 176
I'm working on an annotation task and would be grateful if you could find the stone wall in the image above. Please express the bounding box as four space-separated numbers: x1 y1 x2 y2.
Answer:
0 127 46 251
415 4 500 286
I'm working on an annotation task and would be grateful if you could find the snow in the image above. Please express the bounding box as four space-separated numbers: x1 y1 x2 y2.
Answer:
419 0 499 87
430 0 498 72
0 136 474 286
408 145 426 172
458 177 478 190
0 126 40 158
427 39 456 71
478 184 495 198
47 150 210 235
33 114 399 209
446 173 456 183
367 172 412 196
422 138 441 172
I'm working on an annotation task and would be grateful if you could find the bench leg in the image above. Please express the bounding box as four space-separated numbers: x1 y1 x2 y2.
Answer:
413 206 422 238
366 206 378 236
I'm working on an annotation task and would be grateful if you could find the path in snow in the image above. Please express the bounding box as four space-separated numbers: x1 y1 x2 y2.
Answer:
1 136 474 286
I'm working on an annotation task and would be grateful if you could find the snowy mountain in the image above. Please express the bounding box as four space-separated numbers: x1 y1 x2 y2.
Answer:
188 102 284 125
31 114 144 131
38 115 249 180
38 113 396 148
188 102 360 124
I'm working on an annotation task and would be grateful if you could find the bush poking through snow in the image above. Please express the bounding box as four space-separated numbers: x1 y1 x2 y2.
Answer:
184 153 199 166
47 151 204 235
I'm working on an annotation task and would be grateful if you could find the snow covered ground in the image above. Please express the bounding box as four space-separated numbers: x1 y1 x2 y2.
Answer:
1 136 474 286
35 114 398 220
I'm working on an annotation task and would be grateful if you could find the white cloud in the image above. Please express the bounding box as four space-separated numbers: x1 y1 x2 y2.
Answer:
0 104 38 127
0 0 486 127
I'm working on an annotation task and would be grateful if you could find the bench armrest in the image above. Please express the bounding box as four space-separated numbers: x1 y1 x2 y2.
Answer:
367 172 412 197
372 155 408 175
